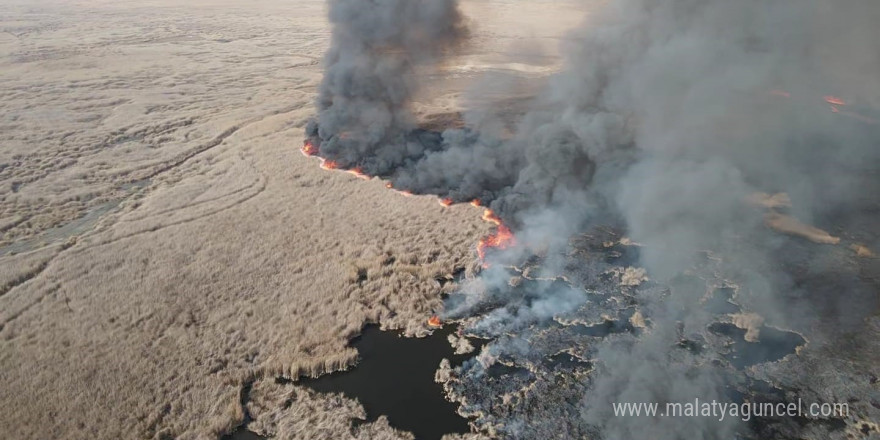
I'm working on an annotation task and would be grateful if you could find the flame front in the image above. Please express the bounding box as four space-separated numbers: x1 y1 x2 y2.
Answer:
824 95 846 106
477 208 516 265
301 140 319 156
768 90 875 124
822 95 877 124
303 140 371 178
320 159 339 171
384 182 413 196
301 141 517 269
481 209 502 226
346 167 370 180
478 224 515 262
428 315 442 327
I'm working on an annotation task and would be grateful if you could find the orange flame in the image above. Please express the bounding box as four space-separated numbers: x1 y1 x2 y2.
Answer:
428 316 442 327
302 140 519 269
824 96 846 106
303 140 370 179
481 209 502 226
383 182 412 196
477 224 515 262
476 208 516 266
765 90 875 124
346 167 370 180
320 159 339 171
301 140 319 156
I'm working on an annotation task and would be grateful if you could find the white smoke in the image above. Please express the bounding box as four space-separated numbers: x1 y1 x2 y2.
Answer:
310 0 880 438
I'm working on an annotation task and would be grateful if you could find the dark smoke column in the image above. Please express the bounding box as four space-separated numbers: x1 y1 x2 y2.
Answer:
307 0 466 175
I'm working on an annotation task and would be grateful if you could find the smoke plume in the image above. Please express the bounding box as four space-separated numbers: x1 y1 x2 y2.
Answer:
309 0 880 438
307 0 466 175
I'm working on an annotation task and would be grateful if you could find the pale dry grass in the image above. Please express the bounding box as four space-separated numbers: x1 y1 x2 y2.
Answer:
0 243 66 296
249 381 488 440
0 1 495 439
747 193 842 244
247 379 415 440
764 211 841 245
0 99 489 439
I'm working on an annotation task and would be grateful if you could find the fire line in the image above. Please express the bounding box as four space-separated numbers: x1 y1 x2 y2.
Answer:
302 138 519 297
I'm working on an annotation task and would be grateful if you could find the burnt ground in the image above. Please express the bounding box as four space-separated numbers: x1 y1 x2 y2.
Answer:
438 223 880 439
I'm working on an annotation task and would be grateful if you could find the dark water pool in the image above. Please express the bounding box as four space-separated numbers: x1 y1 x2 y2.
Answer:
224 429 264 440
299 324 481 440
226 324 481 440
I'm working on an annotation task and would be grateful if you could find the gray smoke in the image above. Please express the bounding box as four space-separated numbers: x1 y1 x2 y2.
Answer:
307 0 466 174
310 0 880 438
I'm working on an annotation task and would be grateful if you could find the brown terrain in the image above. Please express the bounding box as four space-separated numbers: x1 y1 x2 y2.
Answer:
0 0 587 438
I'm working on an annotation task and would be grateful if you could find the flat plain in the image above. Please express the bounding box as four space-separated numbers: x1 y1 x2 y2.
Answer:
0 1 584 438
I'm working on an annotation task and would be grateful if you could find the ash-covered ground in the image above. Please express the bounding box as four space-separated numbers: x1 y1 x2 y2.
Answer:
439 222 880 439
3 0 879 439
307 0 880 439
